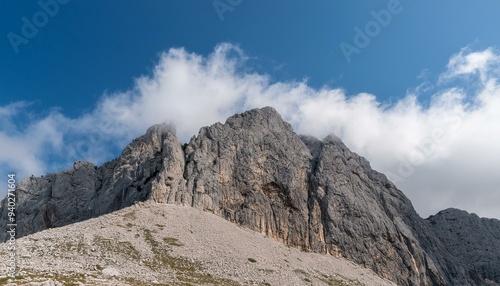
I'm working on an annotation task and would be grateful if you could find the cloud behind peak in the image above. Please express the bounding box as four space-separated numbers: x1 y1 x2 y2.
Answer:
1 43 499 219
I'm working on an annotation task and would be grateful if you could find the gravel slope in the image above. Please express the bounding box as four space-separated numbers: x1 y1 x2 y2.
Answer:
0 202 395 286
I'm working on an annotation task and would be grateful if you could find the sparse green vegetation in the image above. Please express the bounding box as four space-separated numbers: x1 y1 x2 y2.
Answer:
51 273 86 286
294 269 309 276
294 269 314 284
142 228 239 285
120 276 172 286
93 236 140 259
314 270 364 286
163 237 184 247
0 275 25 284
0 273 92 286
143 229 159 248
54 239 86 254
247 258 257 263
122 210 137 220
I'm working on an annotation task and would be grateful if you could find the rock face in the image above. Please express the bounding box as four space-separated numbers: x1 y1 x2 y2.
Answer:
1 107 499 286
183 108 312 249
0 124 180 237
301 135 459 285
427 208 500 285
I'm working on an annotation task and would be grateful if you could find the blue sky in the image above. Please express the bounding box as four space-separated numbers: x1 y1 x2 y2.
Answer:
3 0 500 113
1 0 500 219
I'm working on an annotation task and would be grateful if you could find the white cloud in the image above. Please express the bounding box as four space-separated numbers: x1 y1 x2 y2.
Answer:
1 43 499 219
440 47 500 83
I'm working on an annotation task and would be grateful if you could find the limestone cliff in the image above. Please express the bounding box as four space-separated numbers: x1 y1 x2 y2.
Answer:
1 107 498 285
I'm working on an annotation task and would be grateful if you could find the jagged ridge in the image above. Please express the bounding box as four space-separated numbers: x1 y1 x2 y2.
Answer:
1 107 499 286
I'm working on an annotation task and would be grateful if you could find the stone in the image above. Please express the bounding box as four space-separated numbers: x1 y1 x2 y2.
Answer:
102 266 121 277
183 107 312 248
1 106 498 286
427 208 500 285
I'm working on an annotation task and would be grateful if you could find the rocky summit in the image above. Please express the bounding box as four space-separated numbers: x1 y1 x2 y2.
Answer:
1 107 499 286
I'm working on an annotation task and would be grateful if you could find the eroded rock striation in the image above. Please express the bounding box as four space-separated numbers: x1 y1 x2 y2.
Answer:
1 107 499 285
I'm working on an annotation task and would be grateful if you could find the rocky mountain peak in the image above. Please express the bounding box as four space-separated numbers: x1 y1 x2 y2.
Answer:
426 207 500 284
225 106 286 126
72 160 95 170
144 123 176 146
1 106 499 286
322 133 344 144
429 207 476 219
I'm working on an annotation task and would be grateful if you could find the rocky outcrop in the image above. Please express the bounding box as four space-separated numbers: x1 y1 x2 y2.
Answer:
182 108 312 249
0 124 182 238
427 208 500 285
1 107 498 285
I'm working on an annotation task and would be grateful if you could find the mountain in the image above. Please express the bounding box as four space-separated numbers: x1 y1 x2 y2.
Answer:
426 208 500 285
1 107 499 285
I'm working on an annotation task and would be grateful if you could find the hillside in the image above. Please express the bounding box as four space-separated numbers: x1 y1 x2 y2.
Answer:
0 203 396 286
